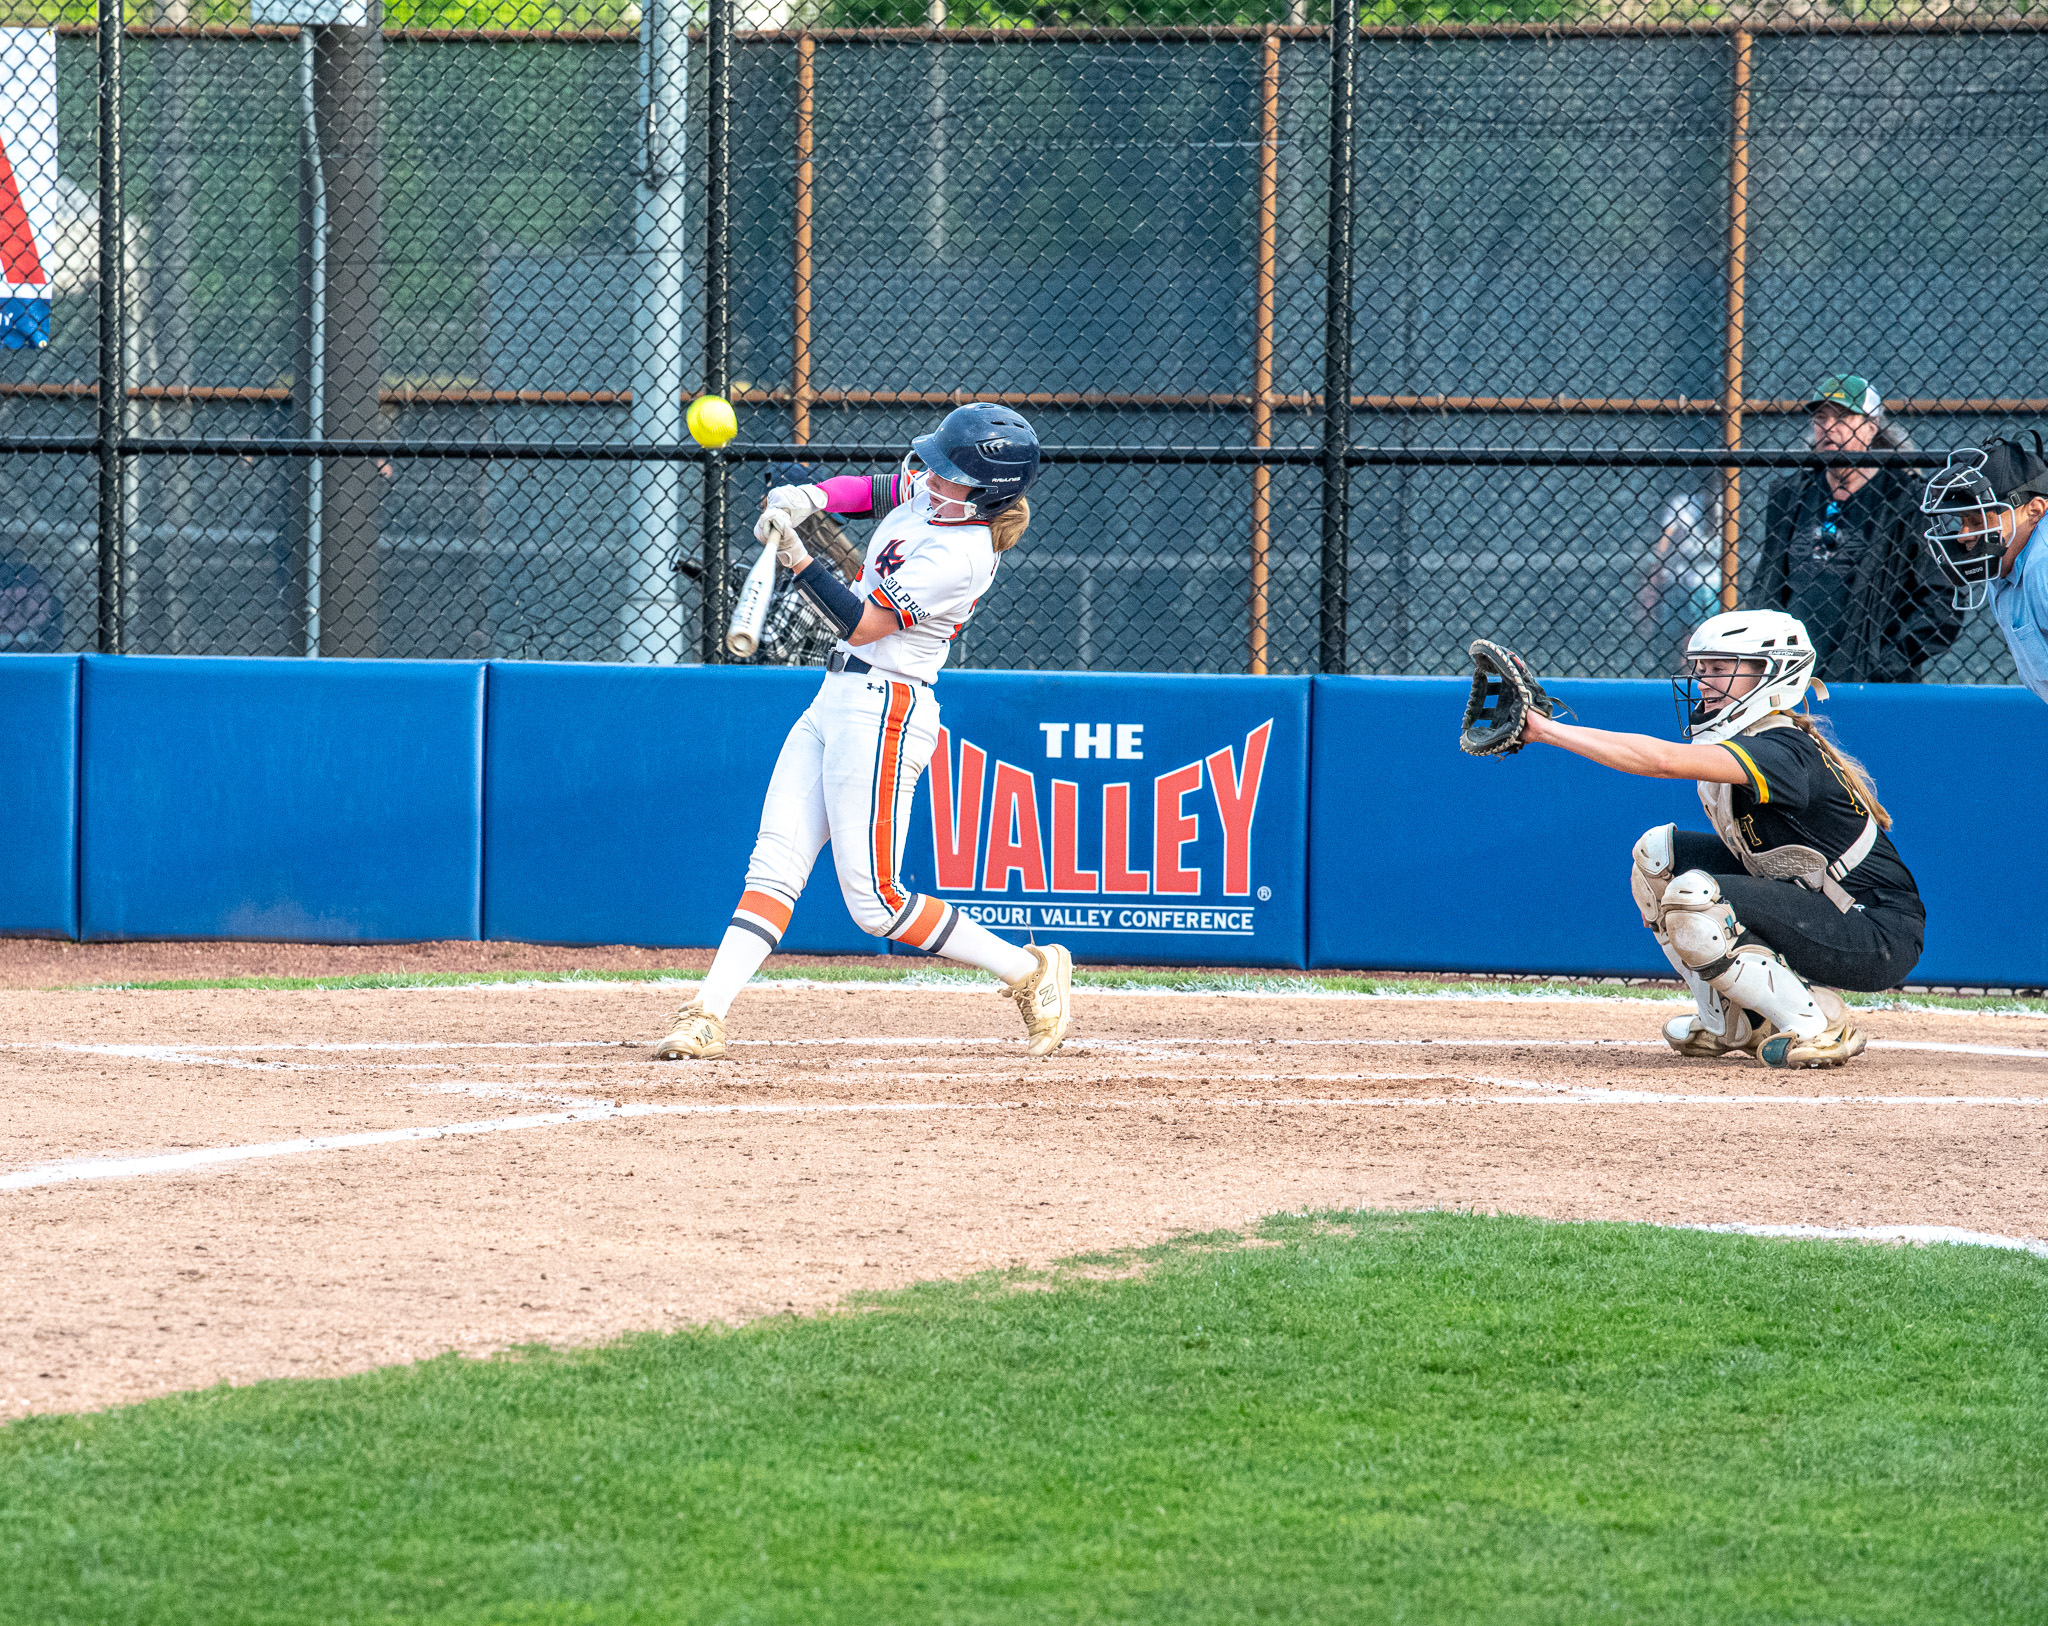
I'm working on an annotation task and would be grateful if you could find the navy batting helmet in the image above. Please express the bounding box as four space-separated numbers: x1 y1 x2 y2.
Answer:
908 403 1041 516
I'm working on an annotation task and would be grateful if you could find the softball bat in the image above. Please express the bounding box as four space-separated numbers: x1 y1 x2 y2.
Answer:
725 542 777 657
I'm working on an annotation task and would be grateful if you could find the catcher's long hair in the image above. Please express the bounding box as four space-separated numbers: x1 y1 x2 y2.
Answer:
1787 701 1893 831
988 496 1030 555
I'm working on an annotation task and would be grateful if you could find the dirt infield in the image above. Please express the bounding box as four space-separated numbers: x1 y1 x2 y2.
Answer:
5 973 2047 1421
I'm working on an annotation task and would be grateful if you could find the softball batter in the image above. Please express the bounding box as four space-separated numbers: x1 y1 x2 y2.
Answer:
1519 610 1923 1068
654 403 1075 1061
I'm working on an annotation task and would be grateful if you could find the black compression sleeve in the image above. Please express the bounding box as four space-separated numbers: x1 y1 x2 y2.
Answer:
794 559 864 638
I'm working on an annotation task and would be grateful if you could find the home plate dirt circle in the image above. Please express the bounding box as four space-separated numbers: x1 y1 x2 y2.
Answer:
5 979 2047 1419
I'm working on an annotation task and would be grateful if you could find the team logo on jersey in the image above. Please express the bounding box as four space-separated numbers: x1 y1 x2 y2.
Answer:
873 539 907 578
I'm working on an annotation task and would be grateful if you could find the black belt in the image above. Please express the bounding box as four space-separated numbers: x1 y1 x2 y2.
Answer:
827 650 925 685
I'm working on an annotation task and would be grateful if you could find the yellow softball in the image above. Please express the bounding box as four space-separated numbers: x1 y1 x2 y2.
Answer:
687 394 738 448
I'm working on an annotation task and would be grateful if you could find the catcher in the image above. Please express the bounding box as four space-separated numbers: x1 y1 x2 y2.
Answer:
1459 615 1924 1068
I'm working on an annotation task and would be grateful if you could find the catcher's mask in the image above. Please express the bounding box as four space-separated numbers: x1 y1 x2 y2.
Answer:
1921 438 2048 611
1673 610 1816 745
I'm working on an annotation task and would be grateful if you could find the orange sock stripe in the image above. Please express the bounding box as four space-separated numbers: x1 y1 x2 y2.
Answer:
893 894 948 948
736 889 793 934
869 683 914 917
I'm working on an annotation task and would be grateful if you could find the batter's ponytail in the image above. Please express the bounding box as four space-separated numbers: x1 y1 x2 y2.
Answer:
987 496 1030 555
1786 709 1893 830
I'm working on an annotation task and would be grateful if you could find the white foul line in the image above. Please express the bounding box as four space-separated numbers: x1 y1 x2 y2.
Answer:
9 1073 2048 1194
0 1099 1027 1193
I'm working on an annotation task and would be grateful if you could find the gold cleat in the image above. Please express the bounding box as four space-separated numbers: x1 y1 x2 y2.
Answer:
1757 1021 1866 1070
652 1000 727 1061
1662 1008 1771 1060
1007 943 1074 1058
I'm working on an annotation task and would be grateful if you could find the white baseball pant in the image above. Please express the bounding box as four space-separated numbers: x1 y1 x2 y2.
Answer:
692 671 1037 1021
731 669 953 946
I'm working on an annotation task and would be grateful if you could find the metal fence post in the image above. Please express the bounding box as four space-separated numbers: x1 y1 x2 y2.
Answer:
701 0 733 664
1719 27 1753 613
95 0 124 656
295 28 328 658
1249 27 1279 677
625 0 691 663
313 2 386 658
792 32 814 449
1319 0 1356 675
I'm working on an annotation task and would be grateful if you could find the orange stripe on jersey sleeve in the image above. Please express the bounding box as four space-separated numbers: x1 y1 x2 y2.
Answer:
735 889 793 934
869 585 916 631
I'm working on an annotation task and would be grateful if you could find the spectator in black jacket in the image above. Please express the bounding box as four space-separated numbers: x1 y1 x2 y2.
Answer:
1753 374 1958 682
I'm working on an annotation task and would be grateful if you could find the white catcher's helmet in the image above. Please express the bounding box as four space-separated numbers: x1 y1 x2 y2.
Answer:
1673 610 1817 744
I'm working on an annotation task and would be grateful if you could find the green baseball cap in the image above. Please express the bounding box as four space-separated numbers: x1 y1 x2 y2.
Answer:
1808 373 1885 417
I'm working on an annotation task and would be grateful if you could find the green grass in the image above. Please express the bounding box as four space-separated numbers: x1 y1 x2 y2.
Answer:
53 961 2048 1015
4 1212 2047 1623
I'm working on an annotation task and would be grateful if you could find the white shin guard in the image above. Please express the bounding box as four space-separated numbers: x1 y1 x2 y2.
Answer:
1655 935 1741 1040
1634 824 1734 1038
1658 869 1829 1040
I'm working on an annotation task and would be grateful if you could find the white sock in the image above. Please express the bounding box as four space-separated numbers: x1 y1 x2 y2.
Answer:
695 925 777 1018
934 914 1037 985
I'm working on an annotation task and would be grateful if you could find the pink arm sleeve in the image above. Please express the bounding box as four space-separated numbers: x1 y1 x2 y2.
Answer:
816 471 905 516
818 474 878 514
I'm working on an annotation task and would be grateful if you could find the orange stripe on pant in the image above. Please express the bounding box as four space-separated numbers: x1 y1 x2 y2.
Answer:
869 682 915 918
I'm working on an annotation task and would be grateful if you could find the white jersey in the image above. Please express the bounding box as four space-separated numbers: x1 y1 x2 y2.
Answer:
839 479 997 685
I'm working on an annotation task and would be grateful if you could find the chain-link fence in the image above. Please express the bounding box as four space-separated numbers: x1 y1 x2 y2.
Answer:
1 1 2042 680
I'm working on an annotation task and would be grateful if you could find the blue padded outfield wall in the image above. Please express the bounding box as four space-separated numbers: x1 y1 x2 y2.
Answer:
484 663 868 955
0 654 80 938
0 655 2042 985
78 657 484 942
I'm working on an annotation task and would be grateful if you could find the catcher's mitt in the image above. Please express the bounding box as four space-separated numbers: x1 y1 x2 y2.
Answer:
1459 638 1556 757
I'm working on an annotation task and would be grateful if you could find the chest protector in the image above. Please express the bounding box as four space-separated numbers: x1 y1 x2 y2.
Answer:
1697 715 1879 914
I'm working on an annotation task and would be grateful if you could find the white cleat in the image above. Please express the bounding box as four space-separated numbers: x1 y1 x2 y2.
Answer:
1007 943 1074 1058
652 1001 727 1061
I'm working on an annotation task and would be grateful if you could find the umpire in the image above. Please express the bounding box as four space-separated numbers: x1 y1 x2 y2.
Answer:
1753 373 1958 682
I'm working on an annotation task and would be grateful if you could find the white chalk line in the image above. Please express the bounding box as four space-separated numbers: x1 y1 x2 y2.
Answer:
1680 1222 2048 1261
17 1033 2048 1067
0 1099 1029 1192
11 1072 2048 1195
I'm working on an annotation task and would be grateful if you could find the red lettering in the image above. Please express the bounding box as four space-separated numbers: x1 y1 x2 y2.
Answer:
1205 720 1271 897
1101 782 1150 893
981 761 1048 893
1049 779 1099 893
1153 762 1202 895
0 136 46 286
928 727 985 890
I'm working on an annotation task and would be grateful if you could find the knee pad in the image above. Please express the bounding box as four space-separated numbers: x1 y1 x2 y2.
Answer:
1630 823 1677 929
1659 870 1742 975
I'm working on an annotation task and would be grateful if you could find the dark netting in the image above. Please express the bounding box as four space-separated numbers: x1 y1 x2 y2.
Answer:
1 1 2042 680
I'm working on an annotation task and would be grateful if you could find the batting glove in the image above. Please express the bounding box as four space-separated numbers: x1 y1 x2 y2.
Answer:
760 510 809 571
753 482 828 545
